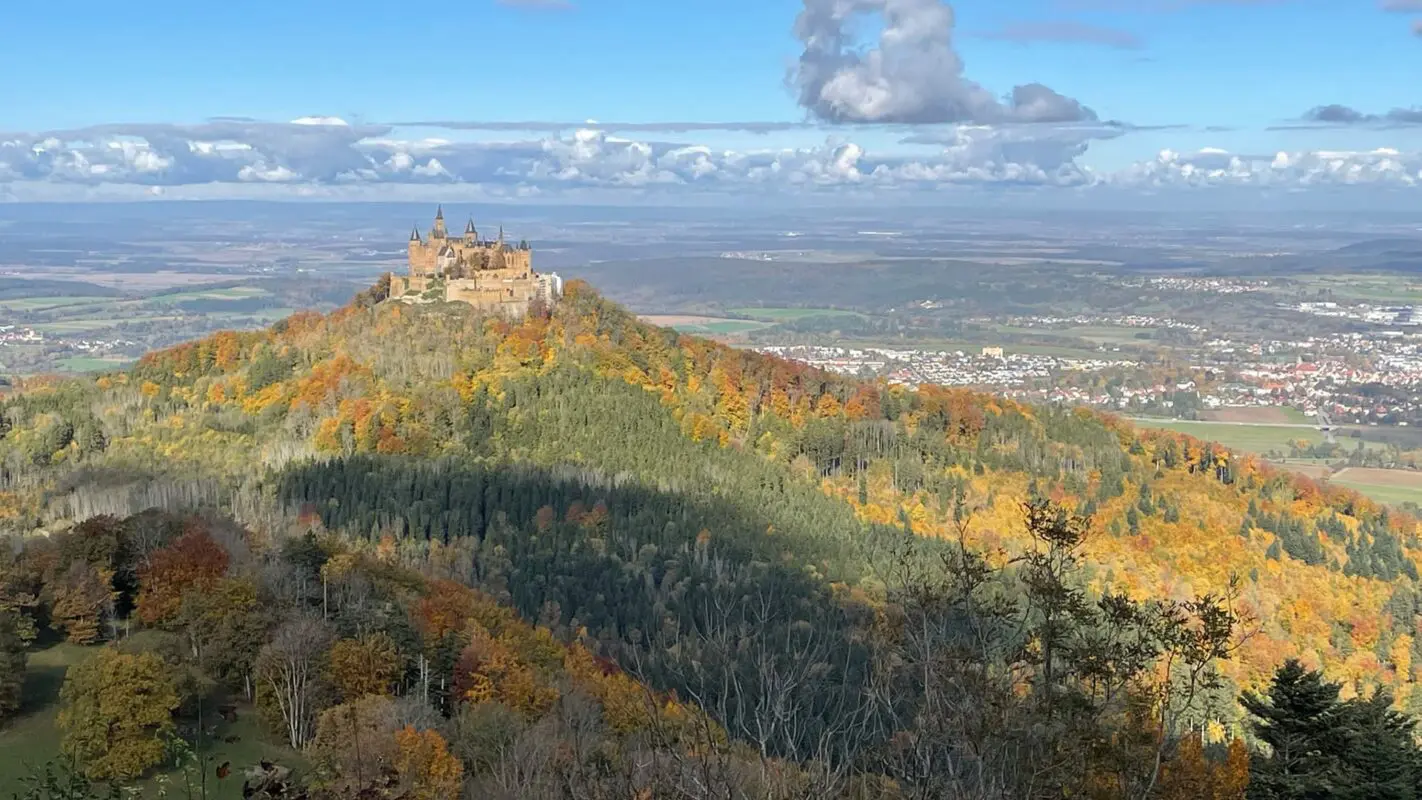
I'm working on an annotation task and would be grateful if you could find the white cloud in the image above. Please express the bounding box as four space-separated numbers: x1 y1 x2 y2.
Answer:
290 116 350 126
1 119 1420 198
237 163 299 182
1121 147 1422 187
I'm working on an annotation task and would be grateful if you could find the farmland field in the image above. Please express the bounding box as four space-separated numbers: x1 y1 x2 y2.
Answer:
991 324 1155 347
1202 406 1310 424
1135 421 1421 506
1133 419 1330 455
1331 467 1422 505
54 355 132 373
154 286 272 302
726 307 864 321
0 296 117 312
640 315 773 335
1271 462 1334 479
1328 470 1422 507
31 316 187 334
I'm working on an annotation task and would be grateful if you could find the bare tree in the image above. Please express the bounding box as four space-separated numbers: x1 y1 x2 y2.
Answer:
256 613 334 749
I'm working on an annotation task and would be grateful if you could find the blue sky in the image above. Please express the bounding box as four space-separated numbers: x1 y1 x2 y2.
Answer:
1 0 1420 199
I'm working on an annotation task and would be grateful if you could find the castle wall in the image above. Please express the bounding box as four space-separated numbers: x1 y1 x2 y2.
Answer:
408 244 437 274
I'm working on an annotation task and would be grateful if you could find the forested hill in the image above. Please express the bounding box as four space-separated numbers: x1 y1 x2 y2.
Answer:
4 278 1422 790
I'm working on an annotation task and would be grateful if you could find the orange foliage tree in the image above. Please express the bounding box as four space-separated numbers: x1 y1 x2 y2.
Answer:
135 528 229 625
393 725 463 800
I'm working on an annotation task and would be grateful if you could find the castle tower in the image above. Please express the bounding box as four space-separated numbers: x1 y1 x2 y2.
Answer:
407 226 422 270
431 205 447 239
464 217 477 245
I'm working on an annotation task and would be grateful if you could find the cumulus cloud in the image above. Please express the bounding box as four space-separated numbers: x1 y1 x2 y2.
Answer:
790 0 1096 124
978 20 1144 49
1121 146 1422 187
4 118 1420 199
0 120 1110 195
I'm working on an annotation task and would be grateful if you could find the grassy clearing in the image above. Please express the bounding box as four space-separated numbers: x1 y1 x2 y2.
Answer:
0 642 87 792
726 307 864 321
0 642 303 800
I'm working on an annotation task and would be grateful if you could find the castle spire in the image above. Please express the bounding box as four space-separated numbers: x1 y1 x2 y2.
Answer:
409 225 421 242
435 205 444 221
465 217 476 236
431 205 447 239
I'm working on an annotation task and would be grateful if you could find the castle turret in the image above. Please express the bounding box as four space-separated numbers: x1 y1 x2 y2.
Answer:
464 217 477 245
407 226 423 270
431 205 447 239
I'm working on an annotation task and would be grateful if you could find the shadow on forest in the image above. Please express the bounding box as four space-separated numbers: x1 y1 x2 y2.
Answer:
273 454 927 760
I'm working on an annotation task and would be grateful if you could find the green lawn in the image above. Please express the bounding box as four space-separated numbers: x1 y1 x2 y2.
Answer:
0 642 85 792
726 306 864 321
0 643 305 799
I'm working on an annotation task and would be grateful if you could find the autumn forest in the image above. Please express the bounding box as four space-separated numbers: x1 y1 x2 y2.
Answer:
4 278 1422 798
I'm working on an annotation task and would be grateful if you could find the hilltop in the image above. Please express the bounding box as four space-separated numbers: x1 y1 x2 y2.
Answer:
4 278 1422 794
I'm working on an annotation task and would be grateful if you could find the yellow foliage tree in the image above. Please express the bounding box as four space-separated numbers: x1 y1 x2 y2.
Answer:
393 726 464 800
327 632 401 701
58 648 179 780
1158 734 1249 800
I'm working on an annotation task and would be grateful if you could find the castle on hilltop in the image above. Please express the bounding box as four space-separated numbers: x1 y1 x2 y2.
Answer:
389 206 562 316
